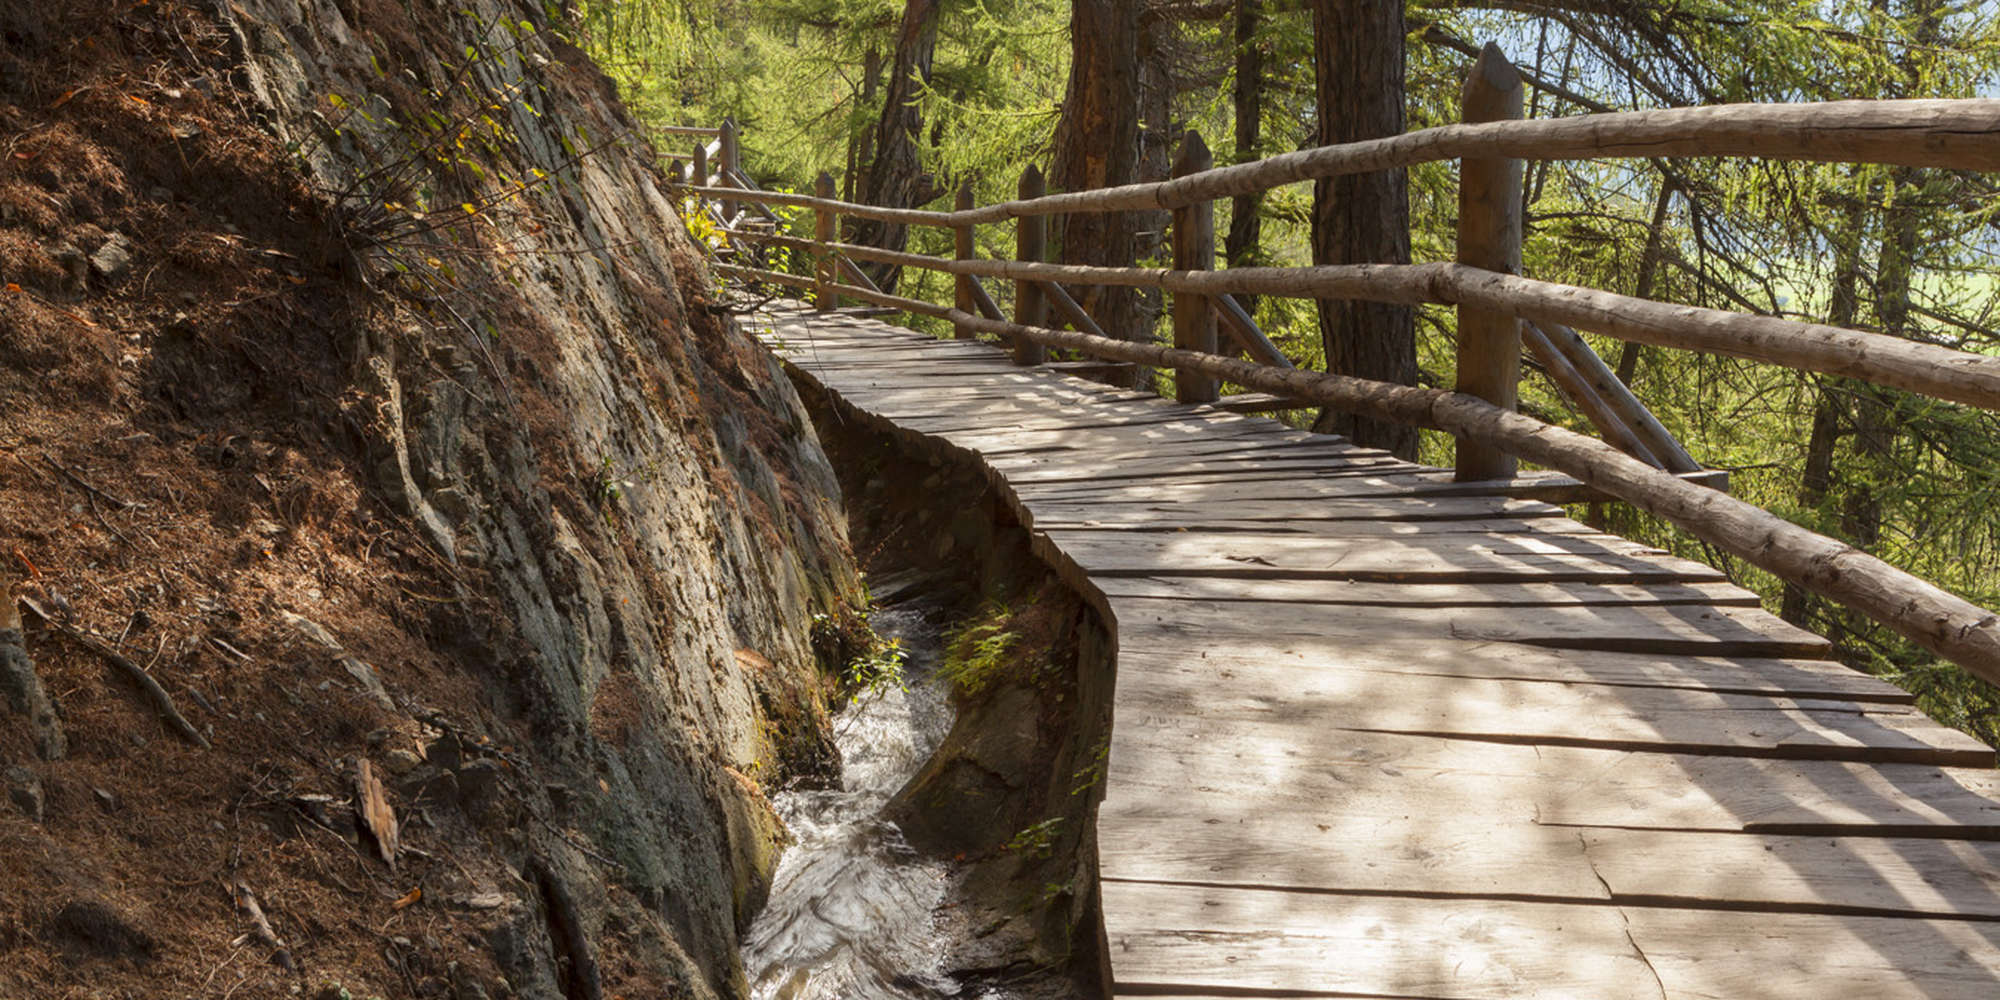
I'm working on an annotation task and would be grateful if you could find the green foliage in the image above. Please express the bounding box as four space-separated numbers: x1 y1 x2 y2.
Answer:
939 603 1019 698
810 603 907 694
1004 817 1062 860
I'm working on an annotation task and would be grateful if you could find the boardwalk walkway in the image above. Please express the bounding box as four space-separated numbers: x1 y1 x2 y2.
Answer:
755 302 2000 999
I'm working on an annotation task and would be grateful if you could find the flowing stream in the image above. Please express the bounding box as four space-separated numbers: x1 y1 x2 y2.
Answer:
741 601 973 1000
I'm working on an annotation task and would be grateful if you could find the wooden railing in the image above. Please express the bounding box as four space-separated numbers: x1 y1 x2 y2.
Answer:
666 46 2000 683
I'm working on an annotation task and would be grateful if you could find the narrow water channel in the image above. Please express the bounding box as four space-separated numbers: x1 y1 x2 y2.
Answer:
741 599 974 1000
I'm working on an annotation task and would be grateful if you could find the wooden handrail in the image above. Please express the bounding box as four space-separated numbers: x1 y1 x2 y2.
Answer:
713 238 2000 415
675 99 2000 229
941 306 2000 683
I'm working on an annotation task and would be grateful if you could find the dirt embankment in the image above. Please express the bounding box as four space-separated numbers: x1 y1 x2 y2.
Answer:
0 2 860 997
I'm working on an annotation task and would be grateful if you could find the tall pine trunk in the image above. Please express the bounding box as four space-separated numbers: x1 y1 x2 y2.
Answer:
1051 0 1144 370
1780 188 1866 628
853 0 941 291
1225 0 1264 316
1307 0 1417 458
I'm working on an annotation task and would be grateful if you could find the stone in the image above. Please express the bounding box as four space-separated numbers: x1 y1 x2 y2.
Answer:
1 620 65 761
5 766 43 823
384 749 423 775
89 233 134 282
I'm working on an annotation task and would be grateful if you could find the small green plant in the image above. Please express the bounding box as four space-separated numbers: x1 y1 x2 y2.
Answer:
939 603 1019 697
592 453 632 505
1070 737 1109 797
811 606 905 694
1005 817 1063 860
846 635 907 693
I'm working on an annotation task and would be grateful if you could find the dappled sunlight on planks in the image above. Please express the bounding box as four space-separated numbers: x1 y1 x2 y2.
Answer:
755 302 2000 999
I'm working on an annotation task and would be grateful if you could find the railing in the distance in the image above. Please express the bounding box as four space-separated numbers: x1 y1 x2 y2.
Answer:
666 45 2000 683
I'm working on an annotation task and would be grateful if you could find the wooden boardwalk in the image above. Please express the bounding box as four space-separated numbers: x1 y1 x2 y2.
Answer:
756 303 2000 999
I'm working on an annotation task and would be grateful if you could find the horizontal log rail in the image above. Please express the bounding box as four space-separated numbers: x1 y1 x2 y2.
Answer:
713 231 2000 416
677 99 2000 228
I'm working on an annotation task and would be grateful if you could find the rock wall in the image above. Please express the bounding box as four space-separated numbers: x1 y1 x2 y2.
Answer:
0 1 858 996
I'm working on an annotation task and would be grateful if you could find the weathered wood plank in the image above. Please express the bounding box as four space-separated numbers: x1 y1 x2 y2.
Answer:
1098 802 2000 918
1625 906 2000 999
1098 807 1607 900
1583 829 2000 917
1105 726 2000 833
1025 495 1565 526
1110 653 1974 763
1094 573 1762 607
1113 597 1829 657
991 450 1408 485
1100 881 1659 998
1112 635 1911 702
1102 880 2000 1000
1044 529 1729 584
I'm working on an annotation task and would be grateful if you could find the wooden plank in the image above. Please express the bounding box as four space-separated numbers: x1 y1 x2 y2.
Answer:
1211 391 1309 413
1030 512 1587 535
991 448 1407 483
1113 635 1912 702
1100 880 1660 998
1581 829 2000 918
1025 495 1565 525
1098 804 2000 919
1625 907 2000 1000
1044 529 1731 584
1094 573 1761 607
1114 599 1829 662
1098 805 1607 900
947 426 1385 461
1110 652 1974 763
1105 726 2000 833
1102 880 2000 1000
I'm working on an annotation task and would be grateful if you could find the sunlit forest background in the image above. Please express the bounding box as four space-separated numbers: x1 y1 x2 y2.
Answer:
563 0 2000 743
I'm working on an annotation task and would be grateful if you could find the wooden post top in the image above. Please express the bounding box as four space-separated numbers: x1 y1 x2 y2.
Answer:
1461 45 1524 148
1173 129 1212 177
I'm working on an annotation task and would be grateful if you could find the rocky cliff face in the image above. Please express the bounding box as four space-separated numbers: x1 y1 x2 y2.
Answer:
0 1 857 996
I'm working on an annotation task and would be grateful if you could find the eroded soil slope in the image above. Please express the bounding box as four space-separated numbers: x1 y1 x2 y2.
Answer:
0 1 858 997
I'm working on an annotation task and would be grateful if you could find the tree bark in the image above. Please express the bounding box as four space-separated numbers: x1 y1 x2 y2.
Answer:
1225 0 1265 315
1307 0 1417 458
1780 189 1864 627
1051 0 1144 372
853 0 942 291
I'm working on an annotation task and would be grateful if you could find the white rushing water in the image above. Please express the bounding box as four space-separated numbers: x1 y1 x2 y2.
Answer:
741 605 969 1000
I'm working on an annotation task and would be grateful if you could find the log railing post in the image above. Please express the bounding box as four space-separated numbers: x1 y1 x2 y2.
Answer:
813 171 837 312
1171 131 1219 403
692 138 709 192
719 117 741 221
1014 166 1048 365
1454 43 1525 482
953 182 976 340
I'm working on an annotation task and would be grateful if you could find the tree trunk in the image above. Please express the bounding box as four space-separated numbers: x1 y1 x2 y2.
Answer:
1780 177 1866 627
1614 177 1675 386
1051 0 1144 376
853 0 941 291
845 45 882 206
1225 0 1265 315
1306 0 1417 458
